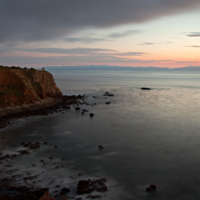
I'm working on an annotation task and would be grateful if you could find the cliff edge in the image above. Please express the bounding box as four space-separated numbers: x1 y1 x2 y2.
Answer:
0 67 62 108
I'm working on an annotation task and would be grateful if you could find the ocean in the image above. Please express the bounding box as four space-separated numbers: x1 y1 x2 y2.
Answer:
1 69 200 199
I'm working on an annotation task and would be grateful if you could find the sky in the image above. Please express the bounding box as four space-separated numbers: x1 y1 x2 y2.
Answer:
0 0 200 68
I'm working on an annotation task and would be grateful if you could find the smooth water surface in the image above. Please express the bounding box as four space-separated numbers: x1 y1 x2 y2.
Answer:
1 70 200 199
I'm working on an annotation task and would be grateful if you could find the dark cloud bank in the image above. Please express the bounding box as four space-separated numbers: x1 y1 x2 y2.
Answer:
0 0 200 43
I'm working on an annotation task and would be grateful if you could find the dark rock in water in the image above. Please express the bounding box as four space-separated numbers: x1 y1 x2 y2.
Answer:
146 184 156 192
98 145 104 150
141 87 151 90
49 157 54 160
105 102 110 105
86 194 102 199
54 145 58 148
77 178 107 194
61 187 71 194
21 142 40 149
83 109 89 112
18 150 30 155
75 107 80 110
81 112 84 115
90 113 94 117
103 92 114 97
62 105 71 109
44 142 47 144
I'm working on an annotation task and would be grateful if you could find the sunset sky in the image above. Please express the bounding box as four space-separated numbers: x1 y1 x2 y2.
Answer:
0 0 200 68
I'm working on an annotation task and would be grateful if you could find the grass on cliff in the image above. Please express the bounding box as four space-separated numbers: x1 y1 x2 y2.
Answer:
0 85 24 97
0 65 46 71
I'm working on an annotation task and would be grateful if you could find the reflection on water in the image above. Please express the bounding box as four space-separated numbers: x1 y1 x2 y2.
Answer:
1 70 200 199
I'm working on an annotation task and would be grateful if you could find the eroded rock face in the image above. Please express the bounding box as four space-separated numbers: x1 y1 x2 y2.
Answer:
0 68 62 108
77 178 107 194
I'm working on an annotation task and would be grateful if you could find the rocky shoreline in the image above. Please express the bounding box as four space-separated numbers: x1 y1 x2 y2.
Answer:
0 94 110 200
0 95 87 130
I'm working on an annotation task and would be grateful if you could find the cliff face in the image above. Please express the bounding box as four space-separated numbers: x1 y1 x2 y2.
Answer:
0 68 62 108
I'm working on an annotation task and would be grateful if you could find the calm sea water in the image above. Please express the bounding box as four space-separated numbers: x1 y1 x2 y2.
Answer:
1 70 200 199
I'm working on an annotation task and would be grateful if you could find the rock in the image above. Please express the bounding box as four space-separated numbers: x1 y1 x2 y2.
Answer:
61 187 71 194
77 178 107 194
49 157 54 160
54 146 58 148
146 184 156 192
141 87 151 90
81 112 84 115
39 191 55 200
18 150 30 155
76 107 80 110
86 195 102 199
105 102 110 105
40 160 44 162
44 142 48 144
98 145 104 150
83 109 89 112
21 141 40 149
103 92 114 97
90 113 94 117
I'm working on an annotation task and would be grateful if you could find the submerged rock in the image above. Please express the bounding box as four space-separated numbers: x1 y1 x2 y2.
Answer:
141 87 151 90
98 145 104 150
103 92 114 97
90 113 94 117
77 178 107 194
146 184 156 192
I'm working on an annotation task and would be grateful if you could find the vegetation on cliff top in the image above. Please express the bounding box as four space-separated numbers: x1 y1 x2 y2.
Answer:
0 65 46 71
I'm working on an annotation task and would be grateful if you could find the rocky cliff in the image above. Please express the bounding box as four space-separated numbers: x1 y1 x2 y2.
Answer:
0 68 62 108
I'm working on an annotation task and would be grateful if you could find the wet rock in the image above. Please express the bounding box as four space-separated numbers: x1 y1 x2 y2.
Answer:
38 191 55 200
86 194 102 199
103 92 114 97
44 142 48 144
105 102 110 105
18 150 30 155
54 146 58 148
81 112 84 115
146 184 156 192
90 113 94 117
61 187 71 194
83 109 89 112
75 107 80 110
77 178 107 194
21 142 40 149
98 145 104 150
61 158 65 161
62 105 71 109
49 157 54 160
141 87 151 90
40 160 44 162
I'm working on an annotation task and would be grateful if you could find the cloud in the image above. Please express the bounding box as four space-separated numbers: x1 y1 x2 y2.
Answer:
62 37 108 43
16 47 147 57
0 0 200 43
175 61 199 63
185 45 200 47
138 42 160 45
17 47 116 55
186 32 200 37
108 30 140 38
